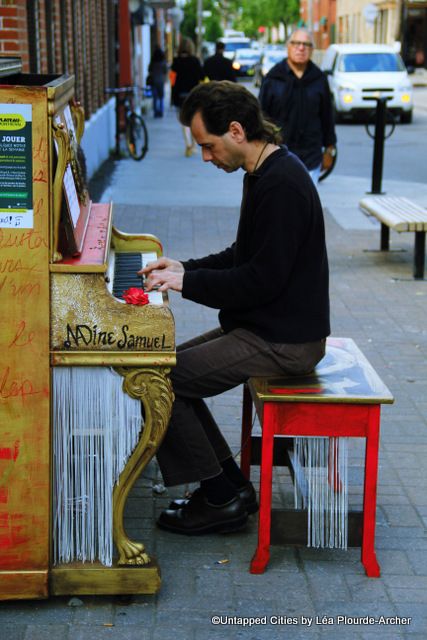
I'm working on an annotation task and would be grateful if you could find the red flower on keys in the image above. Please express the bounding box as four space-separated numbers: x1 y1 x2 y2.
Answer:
122 287 149 306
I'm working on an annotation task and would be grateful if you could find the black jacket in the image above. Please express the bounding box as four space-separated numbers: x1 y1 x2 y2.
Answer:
259 60 336 170
171 55 203 107
202 53 236 82
181 147 330 343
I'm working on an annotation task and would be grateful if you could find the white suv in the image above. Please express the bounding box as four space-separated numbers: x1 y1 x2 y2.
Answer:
321 43 413 123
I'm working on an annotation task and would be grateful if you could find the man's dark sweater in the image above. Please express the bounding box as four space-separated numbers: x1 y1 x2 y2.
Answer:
181 147 330 344
203 53 236 82
259 60 336 170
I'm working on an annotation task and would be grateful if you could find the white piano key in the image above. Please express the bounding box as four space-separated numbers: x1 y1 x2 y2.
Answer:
147 291 163 305
142 252 158 268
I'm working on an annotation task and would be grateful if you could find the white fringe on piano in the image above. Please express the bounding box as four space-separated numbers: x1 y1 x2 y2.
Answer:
53 367 142 566
292 436 349 549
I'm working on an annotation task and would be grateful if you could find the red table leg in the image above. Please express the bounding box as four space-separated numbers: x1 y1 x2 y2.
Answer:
361 405 381 577
250 404 275 574
240 384 253 481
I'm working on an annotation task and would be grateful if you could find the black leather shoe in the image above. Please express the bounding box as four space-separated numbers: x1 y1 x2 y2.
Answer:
157 494 248 535
168 482 259 515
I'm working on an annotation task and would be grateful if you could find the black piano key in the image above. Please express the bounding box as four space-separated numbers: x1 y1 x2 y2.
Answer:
112 252 144 299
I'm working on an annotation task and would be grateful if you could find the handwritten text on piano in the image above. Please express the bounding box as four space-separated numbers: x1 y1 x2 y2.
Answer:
64 324 172 350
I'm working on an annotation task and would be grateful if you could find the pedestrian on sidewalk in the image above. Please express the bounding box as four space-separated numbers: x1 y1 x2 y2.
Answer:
171 37 203 157
141 81 330 536
202 40 236 82
259 28 337 183
148 46 168 118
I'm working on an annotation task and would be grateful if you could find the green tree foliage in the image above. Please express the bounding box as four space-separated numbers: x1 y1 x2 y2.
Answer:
181 0 223 45
228 0 299 39
180 0 299 45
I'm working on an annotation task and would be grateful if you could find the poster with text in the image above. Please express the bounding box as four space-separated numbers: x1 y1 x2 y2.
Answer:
0 103 33 229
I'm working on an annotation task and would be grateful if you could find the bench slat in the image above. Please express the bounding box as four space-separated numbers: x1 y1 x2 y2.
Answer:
359 196 427 232
358 196 426 278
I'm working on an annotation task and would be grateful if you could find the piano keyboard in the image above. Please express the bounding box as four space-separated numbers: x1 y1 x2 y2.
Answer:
109 251 163 305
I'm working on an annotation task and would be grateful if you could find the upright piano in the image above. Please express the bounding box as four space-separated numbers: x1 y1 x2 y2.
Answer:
0 72 175 599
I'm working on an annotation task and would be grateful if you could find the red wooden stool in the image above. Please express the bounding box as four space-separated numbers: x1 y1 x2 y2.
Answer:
240 337 394 576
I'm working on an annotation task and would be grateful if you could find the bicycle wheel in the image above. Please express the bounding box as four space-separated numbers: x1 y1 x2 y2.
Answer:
126 113 148 161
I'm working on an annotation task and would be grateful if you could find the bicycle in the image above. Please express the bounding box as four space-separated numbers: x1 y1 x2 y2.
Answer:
105 86 149 161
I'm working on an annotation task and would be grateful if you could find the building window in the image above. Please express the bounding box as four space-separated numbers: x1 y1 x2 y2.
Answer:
45 0 54 73
27 0 40 73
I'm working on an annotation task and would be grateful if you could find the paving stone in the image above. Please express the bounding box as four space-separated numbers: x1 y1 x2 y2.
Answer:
311 602 399 620
307 573 353 603
374 550 415 575
344 575 391 602
23 625 71 640
71 627 151 640
151 625 195 640
0 599 74 624
393 603 427 632
195 626 322 640
0 625 27 640
71 600 114 625
381 505 424 527
360 633 406 639
113 602 155 626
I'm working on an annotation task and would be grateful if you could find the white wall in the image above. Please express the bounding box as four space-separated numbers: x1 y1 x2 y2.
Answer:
81 99 116 180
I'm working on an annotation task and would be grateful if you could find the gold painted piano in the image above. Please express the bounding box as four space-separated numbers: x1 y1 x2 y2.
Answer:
0 73 175 599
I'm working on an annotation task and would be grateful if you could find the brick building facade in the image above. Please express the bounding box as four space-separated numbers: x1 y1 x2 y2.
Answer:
0 0 137 177
0 0 116 120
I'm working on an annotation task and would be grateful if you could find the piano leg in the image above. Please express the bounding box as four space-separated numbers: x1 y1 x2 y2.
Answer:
113 366 174 566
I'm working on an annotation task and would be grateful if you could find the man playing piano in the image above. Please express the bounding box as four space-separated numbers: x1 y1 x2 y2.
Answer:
140 81 330 535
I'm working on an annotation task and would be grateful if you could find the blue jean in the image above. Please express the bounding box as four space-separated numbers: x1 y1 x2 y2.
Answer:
151 81 164 116
309 164 321 184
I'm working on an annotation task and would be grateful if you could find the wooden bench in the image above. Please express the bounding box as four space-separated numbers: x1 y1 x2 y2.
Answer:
359 195 427 279
240 337 394 577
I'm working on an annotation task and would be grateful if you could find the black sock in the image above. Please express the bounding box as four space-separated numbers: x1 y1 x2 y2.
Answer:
221 456 248 490
200 472 237 505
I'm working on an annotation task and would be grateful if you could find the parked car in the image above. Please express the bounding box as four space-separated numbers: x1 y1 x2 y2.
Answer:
254 49 285 87
219 36 252 60
232 48 261 78
321 43 413 123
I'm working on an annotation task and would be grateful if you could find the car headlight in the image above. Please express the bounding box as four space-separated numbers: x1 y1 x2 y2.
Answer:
338 85 355 104
397 85 412 104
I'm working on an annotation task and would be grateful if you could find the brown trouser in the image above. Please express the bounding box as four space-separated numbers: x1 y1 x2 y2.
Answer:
157 327 326 486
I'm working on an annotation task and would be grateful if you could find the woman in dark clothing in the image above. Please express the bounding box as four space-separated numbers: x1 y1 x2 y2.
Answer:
171 38 203 156
148 46 168 118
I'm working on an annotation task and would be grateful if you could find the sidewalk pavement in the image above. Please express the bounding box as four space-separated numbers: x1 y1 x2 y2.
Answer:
1 97 427 640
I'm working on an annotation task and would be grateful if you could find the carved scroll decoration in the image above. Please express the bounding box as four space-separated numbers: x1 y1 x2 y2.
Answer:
112 366 174 565
70 99 85 143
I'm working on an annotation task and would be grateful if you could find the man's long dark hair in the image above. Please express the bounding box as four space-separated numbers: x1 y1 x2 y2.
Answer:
180 81 281 144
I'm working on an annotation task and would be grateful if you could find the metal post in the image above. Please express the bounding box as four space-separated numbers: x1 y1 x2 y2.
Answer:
196 0 203 59
414 231 425 279
380 224 390 251
371 97 387 194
